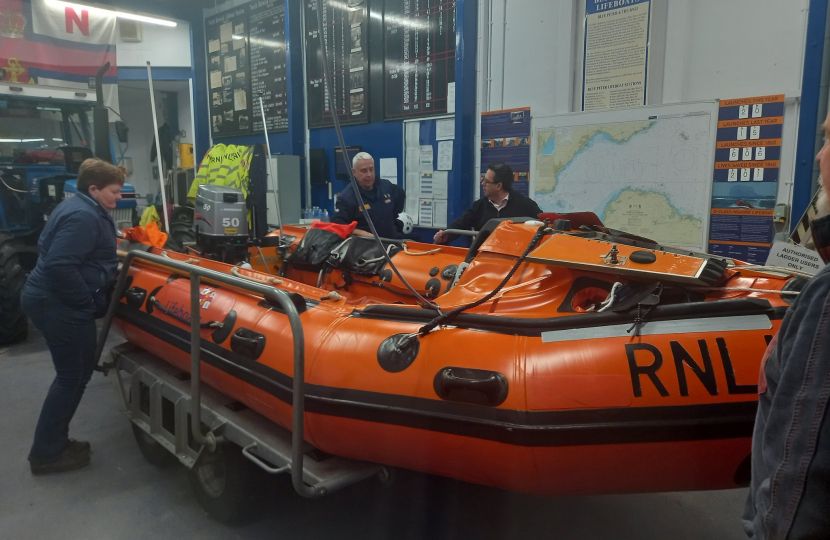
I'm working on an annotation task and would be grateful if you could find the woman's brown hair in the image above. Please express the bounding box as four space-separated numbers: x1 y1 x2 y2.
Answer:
76 158 125 192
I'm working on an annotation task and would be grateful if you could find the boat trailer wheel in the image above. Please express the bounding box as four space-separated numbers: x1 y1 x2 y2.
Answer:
193 449 227 498
187 442 269 525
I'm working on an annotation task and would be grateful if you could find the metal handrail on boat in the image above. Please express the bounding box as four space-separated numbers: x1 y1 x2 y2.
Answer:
94 250 318 498
441 228 479 237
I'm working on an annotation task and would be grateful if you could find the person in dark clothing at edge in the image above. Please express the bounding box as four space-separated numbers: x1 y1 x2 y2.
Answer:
433 162 542 244
21 158 123 475
742 111 830 539
332 151 406 239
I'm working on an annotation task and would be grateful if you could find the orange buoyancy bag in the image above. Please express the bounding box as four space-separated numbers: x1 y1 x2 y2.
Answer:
122 221 169 248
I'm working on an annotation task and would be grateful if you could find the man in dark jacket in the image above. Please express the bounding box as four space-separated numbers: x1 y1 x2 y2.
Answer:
433 162 542 244
332 151 406 239
742 112 830 539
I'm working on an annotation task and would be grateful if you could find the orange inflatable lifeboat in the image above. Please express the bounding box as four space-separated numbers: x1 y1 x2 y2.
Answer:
112 215 801 496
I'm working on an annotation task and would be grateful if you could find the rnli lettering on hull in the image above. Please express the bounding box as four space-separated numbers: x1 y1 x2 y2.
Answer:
626 334 773 397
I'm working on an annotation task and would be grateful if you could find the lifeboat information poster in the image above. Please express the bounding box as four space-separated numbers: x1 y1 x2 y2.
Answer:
707 94 784 264
480 107 531 196
582 0 651 111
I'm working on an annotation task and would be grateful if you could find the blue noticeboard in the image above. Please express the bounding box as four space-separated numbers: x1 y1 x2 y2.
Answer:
480 107 531 196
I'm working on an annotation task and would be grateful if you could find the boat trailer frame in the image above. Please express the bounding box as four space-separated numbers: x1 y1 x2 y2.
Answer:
95 250 382 498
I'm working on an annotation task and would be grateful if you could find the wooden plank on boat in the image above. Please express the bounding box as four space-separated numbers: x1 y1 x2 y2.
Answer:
525 234 717 286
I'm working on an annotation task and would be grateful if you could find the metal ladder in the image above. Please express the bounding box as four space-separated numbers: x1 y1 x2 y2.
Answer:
95 248 382 497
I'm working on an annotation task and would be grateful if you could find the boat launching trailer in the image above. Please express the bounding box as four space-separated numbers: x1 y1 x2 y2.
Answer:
97 250 383 524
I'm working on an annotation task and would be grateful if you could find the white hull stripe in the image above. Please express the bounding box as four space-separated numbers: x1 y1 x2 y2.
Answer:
541 314 772 343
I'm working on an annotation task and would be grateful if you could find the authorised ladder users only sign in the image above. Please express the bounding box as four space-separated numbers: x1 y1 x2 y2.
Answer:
765 241 825 275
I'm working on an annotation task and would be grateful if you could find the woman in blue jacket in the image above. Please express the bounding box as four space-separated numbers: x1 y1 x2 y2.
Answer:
22 158 123 475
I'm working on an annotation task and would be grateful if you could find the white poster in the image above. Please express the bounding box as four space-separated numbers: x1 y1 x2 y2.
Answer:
220 21 233 43
210 71 222 89
419 199 434 227
419 145 434 173
419 173 434 198
437 141 453 170
406 197 419 222
405 150 420 173
234 89 247 111
406 172 420 196
406 122 420 146
379 158 398 179
447 83 456 114
434 200 448 228
582 0 650 111
436 118 455 140
432 171 448 199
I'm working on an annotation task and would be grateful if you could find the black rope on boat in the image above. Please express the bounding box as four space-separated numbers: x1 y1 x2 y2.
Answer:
626 284 663 337
417 224 549 337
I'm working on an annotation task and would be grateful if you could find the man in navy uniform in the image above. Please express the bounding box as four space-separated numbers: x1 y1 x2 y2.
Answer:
332 152 406 238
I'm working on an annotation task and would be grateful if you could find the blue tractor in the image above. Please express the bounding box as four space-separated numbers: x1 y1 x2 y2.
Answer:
0 76 137 345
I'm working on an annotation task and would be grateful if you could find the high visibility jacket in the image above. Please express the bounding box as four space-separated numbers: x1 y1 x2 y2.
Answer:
187 144 255 200
139 205 161 228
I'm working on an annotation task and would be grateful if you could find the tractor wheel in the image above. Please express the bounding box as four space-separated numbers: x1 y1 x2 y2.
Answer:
0 233 27 346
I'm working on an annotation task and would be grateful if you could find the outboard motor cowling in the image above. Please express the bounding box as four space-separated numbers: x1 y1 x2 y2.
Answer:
194 184 249 263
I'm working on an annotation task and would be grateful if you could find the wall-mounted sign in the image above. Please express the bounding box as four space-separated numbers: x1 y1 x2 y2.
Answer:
582 0 651 111
205 0 288 137
383 0 456 120
708 94 785 264
304 0 369 129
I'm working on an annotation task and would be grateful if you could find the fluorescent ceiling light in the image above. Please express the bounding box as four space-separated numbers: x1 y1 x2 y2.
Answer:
46 0 177 27
22 138 45 142
0 139 22 143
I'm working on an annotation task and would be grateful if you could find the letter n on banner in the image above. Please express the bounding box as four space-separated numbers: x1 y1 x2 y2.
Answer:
65 7 90 36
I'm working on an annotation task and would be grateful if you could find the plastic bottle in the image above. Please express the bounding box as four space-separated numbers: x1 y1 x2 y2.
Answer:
321 209 329 222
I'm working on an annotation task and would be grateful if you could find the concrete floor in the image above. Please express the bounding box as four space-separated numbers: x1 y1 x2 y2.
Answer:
0 325 752 540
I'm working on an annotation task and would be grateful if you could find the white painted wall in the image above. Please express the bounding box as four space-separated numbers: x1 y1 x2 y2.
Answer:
117 85 166 200
116 19 192 67
177 89 193 147
118 82 193 204
479 0 812 208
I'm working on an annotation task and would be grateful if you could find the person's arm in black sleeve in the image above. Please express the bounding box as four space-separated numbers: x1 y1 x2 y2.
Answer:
529 198 543 218
332 194 372 237
434 200 480 244
393 184 406 215
38 213 99 310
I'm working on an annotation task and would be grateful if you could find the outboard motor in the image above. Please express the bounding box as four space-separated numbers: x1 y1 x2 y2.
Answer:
194 184 249 263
